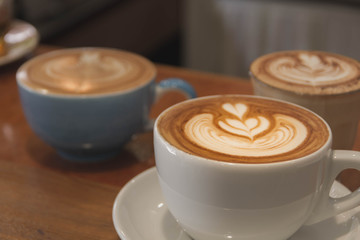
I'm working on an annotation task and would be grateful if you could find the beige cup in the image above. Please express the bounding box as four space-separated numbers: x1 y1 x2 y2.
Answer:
250 50 360 150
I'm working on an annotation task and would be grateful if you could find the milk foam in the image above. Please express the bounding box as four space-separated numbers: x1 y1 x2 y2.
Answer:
250 51 360 95
185 103 307 157
269 53 355 85
18 48 156 95
157 95 329 163
45 52 132 91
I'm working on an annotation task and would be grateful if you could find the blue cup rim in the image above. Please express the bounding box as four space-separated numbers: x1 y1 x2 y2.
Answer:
16 47 157 99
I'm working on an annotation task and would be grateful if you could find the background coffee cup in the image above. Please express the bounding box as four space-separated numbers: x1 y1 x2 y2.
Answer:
0 0 12 56
17 47 196 162
250 50 360 150
154 95 360 240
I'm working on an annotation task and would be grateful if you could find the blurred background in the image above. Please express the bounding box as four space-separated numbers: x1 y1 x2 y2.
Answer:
13 0 360 78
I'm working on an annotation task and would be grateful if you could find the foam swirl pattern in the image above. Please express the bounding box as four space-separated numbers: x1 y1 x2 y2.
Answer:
185 103 307 157
17 48 156 95
157 96 329 163
250 51 360 95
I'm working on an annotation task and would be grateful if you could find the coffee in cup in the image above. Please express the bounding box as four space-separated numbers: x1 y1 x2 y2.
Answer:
250 50 360 149
154 95 360 240
17 47 196 162
157 95 328 163
19 48 156 95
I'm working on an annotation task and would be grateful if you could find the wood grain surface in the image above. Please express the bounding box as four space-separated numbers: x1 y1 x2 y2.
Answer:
0 161 119 240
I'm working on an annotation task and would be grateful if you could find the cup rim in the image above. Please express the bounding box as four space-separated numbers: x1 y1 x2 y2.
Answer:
154 94 333 167
16 47 157 99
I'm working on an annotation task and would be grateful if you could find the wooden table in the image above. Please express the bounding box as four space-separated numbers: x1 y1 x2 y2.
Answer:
0 46 359 240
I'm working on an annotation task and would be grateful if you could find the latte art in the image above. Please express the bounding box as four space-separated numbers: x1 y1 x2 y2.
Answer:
44 52 133 91
17 48 156 95
269 54 353 85
157 95 329 163
185 103 307 157
250 51 360 95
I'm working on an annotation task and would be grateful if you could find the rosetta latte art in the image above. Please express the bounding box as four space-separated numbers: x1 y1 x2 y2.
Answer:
18 48 156 95
185 103 307 157
42 52 135 93
45 52 131 83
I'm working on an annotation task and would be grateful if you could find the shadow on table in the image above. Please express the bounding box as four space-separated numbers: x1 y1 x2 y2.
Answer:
26 131 155 175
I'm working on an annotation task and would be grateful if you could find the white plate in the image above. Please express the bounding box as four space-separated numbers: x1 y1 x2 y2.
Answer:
0 20 39 66
112 167 360 240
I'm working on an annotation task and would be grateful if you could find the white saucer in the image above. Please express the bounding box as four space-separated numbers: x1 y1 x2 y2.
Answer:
112 167 360 240
0 20 39 66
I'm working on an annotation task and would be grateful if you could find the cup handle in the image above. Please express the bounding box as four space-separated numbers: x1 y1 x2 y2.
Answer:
305 150 360 225
155 77 197 101
144 78 197 131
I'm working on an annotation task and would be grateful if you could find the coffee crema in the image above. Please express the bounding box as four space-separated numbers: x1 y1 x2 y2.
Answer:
250 51 360 95
17 48 156 95
157 95 329 163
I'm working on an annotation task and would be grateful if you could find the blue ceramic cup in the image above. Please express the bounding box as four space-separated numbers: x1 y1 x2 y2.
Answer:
16 48 196 162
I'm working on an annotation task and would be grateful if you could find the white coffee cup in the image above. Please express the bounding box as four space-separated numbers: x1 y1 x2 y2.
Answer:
154 95 360 240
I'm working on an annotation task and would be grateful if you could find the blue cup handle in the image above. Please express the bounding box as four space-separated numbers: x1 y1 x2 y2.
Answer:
155 77 197 100
144 78 197 130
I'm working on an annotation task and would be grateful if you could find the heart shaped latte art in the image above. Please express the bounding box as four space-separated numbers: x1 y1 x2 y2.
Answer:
185 103 307 157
